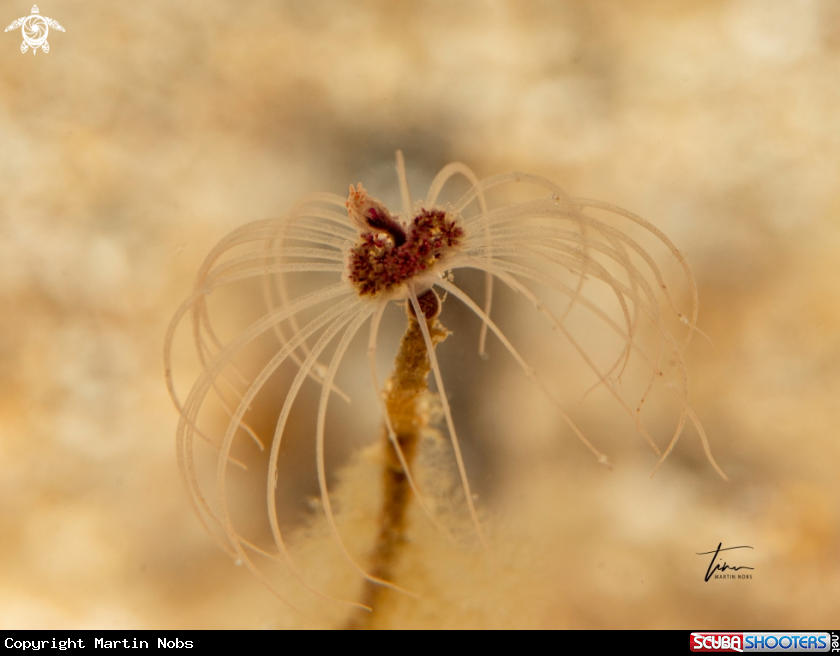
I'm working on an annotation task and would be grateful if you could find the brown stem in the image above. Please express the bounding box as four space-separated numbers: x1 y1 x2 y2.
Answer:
345 293 448 629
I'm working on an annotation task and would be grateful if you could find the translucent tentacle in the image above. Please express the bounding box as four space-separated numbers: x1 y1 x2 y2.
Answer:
408 285 493 557
652 401 728 481
174 285 352 556
452 257 710 473
566 197 699 349
173 293 357 611
434 278 613 467
245 301 376 610
217 302 363 613
261 214 352 403
453 171 568 215
314 303 418 595
396 150 413 218
367 301 456 540
468 262 661 455
425 161 494 358
457 246 636 361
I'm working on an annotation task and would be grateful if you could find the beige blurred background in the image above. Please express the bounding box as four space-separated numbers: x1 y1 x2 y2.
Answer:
1 0 838 629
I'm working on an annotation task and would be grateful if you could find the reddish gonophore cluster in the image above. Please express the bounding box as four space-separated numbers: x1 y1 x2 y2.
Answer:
347 207 465 297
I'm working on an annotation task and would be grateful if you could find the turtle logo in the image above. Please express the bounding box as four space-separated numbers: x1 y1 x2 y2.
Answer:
5 5 64 55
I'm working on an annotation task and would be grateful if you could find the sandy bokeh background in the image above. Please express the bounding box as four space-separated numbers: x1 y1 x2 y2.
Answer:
1 0 838 629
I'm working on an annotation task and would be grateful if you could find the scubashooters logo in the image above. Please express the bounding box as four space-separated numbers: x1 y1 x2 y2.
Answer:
690 633 832 653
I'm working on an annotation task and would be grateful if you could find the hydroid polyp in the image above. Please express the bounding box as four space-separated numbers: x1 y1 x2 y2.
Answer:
164 150 725 618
